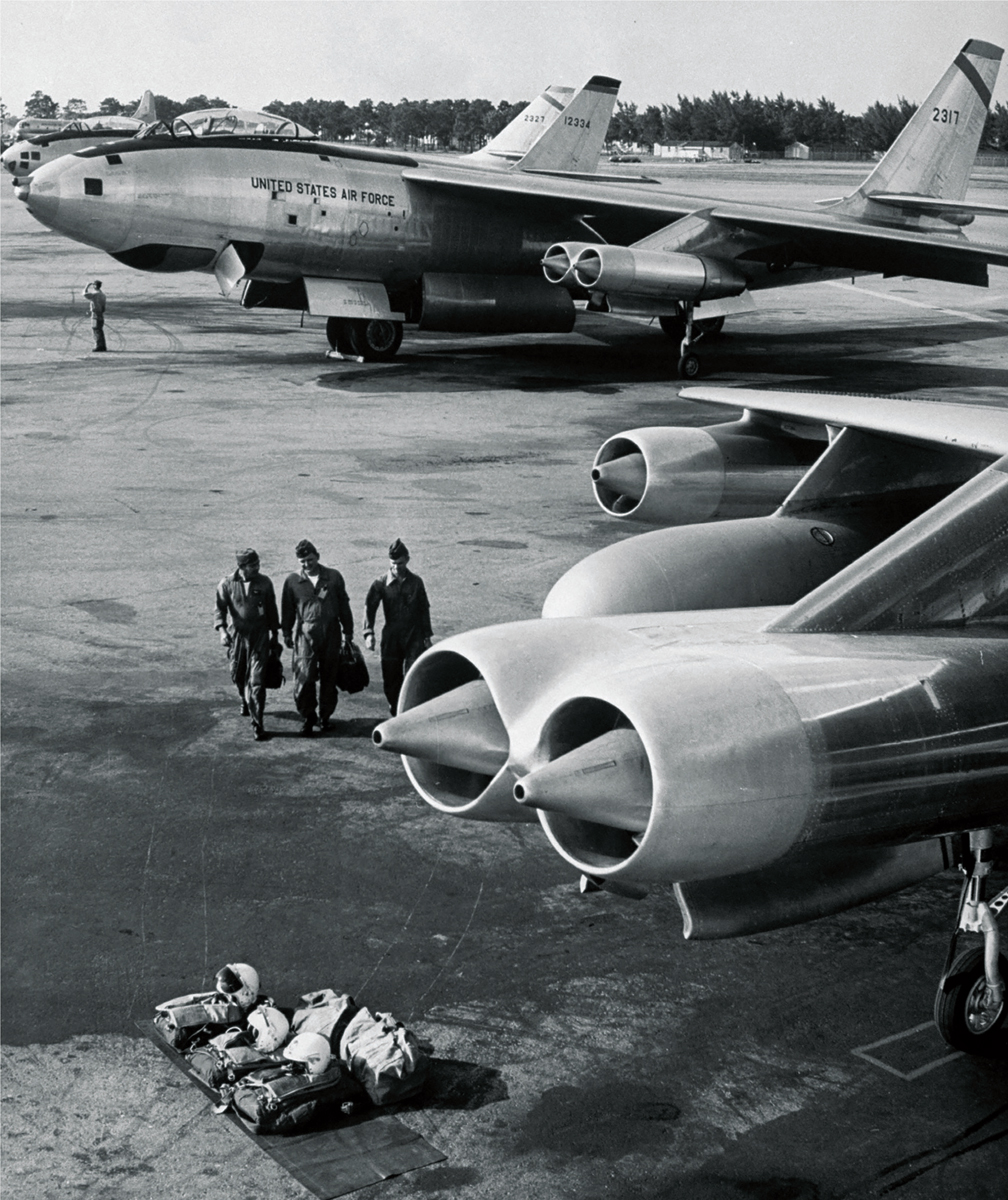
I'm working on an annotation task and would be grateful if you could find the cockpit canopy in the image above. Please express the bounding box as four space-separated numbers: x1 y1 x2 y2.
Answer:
137 109 318 140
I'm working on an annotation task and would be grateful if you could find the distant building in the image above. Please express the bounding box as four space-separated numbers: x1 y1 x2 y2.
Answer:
785 141 811 159
653 140 743 161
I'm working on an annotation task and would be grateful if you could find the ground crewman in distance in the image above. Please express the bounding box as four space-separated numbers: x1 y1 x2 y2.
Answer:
82 280 106 351
214 548 280 741
363 539 432 716
281 540 353 736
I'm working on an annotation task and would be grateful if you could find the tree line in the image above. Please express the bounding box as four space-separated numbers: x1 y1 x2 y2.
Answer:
12 86 1008 153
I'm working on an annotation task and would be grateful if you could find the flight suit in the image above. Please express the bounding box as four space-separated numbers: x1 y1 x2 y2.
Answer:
83 285 106 351
363 569 432 714
281 566 353 728
214 570 280 735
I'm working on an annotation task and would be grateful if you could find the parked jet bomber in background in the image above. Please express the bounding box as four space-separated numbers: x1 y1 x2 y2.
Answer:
17 39 1006 374
2 91 157 180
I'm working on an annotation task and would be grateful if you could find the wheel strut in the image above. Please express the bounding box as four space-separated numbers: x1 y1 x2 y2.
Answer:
934 829 1006 1052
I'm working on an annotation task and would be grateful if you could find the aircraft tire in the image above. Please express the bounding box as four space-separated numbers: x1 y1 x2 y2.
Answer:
326 317 357 355
934 947 1007 1056
659 315 686 341
350 319 403 361
677 352 702 380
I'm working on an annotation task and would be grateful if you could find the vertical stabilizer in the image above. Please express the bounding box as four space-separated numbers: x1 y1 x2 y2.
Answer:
517 76 620 173
132 90 158 124
466 85 574 166
844 39 1002 209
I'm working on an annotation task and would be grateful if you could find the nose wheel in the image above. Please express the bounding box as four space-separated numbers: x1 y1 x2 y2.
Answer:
934 830 1007 1055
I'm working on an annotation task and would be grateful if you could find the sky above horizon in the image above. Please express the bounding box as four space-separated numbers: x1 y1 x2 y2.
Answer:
2 1 1006 117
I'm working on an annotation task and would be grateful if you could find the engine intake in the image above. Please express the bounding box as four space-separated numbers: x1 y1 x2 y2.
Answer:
592 421 822 524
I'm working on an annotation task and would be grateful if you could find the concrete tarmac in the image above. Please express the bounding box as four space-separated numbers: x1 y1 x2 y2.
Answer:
2 169 1007 1200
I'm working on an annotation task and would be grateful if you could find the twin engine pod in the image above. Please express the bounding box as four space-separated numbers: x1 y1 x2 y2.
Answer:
542 241 747 301
592 418 823 524
372 618 1008 932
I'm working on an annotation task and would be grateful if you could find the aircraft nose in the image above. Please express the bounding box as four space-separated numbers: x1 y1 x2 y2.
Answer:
19 171 60 226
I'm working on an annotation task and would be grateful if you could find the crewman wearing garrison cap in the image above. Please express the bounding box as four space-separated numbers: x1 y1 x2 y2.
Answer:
281 540 354 736
363 539 433 715
214 548 280 741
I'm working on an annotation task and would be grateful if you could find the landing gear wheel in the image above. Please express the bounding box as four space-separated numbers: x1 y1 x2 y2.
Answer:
326 317 357 355
351 318 403 361
677 352 702 380
934 947 1007 1055
659 315 686 341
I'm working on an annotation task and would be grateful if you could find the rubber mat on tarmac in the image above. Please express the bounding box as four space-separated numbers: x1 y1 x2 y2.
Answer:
138 1020 446 1198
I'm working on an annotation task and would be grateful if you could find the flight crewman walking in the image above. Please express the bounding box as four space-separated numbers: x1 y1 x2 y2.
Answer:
215 548 280 741
363 539 432 715
282 540 354 736
82 280 107 351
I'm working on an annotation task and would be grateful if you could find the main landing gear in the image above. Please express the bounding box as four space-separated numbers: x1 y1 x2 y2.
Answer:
326 317 403 362
934 829 1007 1055
659 304 725 379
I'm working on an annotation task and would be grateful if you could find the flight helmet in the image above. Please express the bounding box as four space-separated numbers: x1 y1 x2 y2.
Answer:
283 1031 331 1076
214 962 260 1009
247 1005 289 1053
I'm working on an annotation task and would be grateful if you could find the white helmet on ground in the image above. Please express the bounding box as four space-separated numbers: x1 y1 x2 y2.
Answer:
214 962 260 1010
283 1031 331 1076
247 1005 290 1053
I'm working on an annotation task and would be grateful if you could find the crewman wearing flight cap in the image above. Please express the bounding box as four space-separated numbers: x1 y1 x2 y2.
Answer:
281 539 354 736
363 539 433 715
214 548 281 741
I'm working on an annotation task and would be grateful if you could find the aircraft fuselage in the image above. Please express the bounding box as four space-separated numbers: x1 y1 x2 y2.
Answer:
22 137 602 287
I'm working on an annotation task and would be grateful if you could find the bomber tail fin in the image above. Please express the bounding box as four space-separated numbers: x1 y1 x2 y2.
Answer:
835 39 1001 219
517 75 620 174
466 85 575 166
132 90 158 124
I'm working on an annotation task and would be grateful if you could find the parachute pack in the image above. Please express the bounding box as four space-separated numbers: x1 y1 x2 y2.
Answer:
151 973 430 1135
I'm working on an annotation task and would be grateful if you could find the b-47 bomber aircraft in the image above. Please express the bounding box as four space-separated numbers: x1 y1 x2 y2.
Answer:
2 91 157 181
16 40 1006 371
373 387 1008 1056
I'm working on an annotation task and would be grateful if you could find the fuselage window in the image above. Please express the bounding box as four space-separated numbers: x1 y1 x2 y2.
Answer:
84 178 103 195
31 151 40 160
287 213 298 225
105 154 122 165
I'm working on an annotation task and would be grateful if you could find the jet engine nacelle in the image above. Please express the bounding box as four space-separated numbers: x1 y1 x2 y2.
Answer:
543 242 747 300
542 514 879 618
374 615 1008 895
418 273 575 333
592 420 822 523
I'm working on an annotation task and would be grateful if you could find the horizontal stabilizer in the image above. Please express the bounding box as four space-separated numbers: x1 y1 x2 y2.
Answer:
865 193 1008 223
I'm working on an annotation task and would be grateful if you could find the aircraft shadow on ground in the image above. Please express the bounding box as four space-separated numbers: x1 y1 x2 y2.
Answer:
316 321 1008 395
